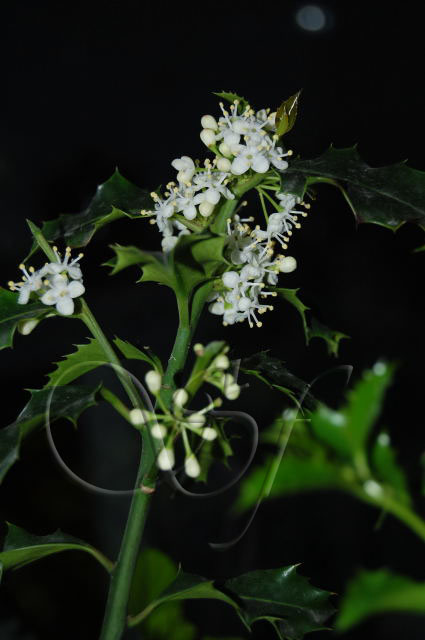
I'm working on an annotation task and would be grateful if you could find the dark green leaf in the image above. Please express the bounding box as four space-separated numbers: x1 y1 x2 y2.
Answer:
371 432 411 505
129 570 237 629
213 91 249 112
0 523 112 575
105 244 164 276
274 288 309 339
44 338 107 388
241 351 317 411
0 383 100 483
225 565 335 639
306 318 349 356
275 91 302 137
235 453 348 513
30 170 153 254
0 289 49 350
284 146 425 230
113 337 163 374
336 569 425 630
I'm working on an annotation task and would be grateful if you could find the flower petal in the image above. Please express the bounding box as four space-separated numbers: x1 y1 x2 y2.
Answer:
67 280 85 298
56 296 74 316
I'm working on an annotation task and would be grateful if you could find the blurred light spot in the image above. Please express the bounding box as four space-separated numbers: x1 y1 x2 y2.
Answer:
296 4 326 31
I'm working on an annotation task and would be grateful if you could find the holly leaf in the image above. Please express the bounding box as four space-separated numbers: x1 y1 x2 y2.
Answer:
273 288 348 356
307 318 349 356
282 146 425 230
104 244 164 276
113 337 163 375
224 565 335 639
0 289 49 350
336 569 425 630
129 548 197 640
0 383 100 483
241 351 317 411
44 338 107 388
371 432 411 505
213 91 249 112
0 523 112 577
275 91 302 137
29 169 153 254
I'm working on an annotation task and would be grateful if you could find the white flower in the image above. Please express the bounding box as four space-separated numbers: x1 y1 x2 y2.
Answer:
200 129 217 147
201 115 218 130
201 427 217 441
171 156 196 184
279 256 297 273
192 171 234 205
175 185 198 220
8 263 44 304
231 144 270 175
40 274 85 316
46 246 83 280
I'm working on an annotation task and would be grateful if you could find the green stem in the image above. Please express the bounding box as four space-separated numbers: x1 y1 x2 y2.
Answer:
99 292 204 640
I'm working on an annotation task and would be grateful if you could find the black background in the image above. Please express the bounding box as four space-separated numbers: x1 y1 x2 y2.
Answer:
1 2 424 639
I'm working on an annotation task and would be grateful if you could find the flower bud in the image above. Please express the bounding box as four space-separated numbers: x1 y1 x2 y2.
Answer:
202 427 218 441
151 423 167 439
216 157 232 172
173 388 189 407
279 256 297 273
145 370 162 394
193 343 204 355
18 317 40 335
214 354 230 370
225 383 240 400
209 301 224 315
199 201 215 218
200 129 216 147
157 447 175 471
219 142 231 157
201 115 218 130
222 271 239 288
187 412 206 427
129 408 146 426
185 454 201 478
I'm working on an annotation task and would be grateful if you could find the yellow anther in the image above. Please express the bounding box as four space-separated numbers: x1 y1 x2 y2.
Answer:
29 266 35 273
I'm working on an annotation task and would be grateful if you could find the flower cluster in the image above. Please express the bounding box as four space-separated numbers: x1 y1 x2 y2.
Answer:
130 344 240 477
147 157 235 252
141 95 310 328
200 101 291 175
8 247 85 316
207 191 309 327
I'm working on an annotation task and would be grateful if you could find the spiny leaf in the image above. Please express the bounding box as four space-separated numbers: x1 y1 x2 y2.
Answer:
44 338 107 388
113 337 163 375
274 288 309 338
213 91 249 112
29 169 153 255
241 351 317 411
0 288 49 350
307 318 349 356
275 91 302 137
371 433 411 506
336 569 425 630
105 244 165 276
283 146 425 230
0 523 112 576
0 383 100 484
224 565 335 639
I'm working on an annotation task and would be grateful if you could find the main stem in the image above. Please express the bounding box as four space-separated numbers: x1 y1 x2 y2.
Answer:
98 299 199 640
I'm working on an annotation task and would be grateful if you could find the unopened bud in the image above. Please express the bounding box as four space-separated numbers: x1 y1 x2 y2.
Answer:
129 408 147 426
201 115 218 130
173 388 189 407
202 427 218 441
185 454 201 478
18 318 40 335
157 447 175 471
200 129 216 147
279 256 297 273
151 423 167 439
145 370 162 394
222 271 239 288
199 201 215 218
187 412 206 427
219 142 231 157
214 354 230 370
193 343 204 356
225 383 240 400
216 157 231 172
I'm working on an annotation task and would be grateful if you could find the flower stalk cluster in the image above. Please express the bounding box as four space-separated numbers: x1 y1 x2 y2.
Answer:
130 342 240 478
